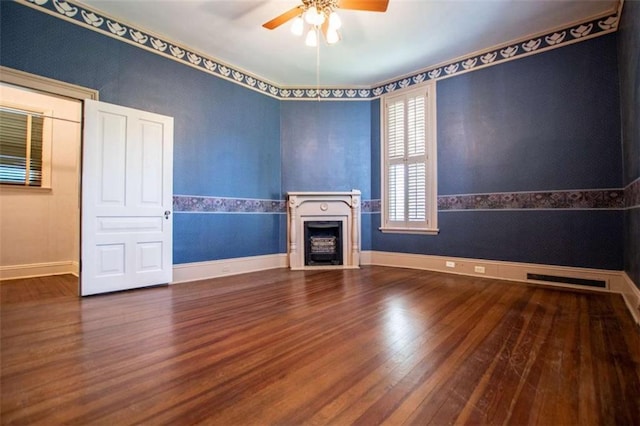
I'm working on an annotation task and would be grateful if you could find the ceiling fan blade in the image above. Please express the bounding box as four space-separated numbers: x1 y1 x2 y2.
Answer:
262 6 303 30
337 0 389 12
321 19 329 38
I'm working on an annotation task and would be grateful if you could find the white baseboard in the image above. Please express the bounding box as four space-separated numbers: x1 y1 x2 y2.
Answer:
70 261 79 277
0 261 78 281
360 250 373 265
620 273 640 325
171 250 638 327
172 253 288 284
362 250 618 291
361 250 638 325
4 252 635 326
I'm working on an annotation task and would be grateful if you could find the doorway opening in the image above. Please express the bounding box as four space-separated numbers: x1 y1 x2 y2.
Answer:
0 66 98 296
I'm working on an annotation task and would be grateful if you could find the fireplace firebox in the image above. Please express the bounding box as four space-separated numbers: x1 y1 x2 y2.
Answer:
304 221 343 266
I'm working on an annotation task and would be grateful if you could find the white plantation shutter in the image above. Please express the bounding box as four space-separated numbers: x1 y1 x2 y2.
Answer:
406 95 426 222
387 99 406 222
388 163 405 221
387 100 405 160
382 83 437 233
407 96 425 156
407 162 425 221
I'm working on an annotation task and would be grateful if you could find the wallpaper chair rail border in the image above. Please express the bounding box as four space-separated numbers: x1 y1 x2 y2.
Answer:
173 187 634 214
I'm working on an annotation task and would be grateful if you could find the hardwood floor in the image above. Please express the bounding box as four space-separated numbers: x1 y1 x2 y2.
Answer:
1 275 78 303
1 267 639 425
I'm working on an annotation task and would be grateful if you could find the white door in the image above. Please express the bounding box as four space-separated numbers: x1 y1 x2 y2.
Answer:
81 100 173 296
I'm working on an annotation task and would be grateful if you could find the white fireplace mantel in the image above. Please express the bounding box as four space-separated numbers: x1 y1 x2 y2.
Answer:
287 190 361 270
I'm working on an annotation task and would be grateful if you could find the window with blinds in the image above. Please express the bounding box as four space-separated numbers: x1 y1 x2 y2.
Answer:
0 107 47 187
381 83 438 234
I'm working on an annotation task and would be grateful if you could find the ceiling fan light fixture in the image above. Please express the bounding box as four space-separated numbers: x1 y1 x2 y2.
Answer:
305 27 318 47
304 6 325 26
264 0 389 47
291 16 304 36
328 11 342 30
326 28 340 44
303 6 315 24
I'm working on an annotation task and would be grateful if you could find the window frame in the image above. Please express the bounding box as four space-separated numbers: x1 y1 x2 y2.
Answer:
0 102 53 189
380 82 438 235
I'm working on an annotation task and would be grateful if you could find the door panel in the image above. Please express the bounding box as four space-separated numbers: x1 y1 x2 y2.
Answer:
140 131 163 205
99 112 127 205
82 100 173 296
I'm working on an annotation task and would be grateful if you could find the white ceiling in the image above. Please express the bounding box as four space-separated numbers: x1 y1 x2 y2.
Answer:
78 0 619 87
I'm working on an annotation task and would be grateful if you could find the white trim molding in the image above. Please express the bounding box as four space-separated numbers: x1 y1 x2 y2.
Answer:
363 251 621 291
172 253 287 285
0 261 79 281
0 66 99 100
620 273 640 325
361 250 639 325
380 83 438 235
166 251 640 325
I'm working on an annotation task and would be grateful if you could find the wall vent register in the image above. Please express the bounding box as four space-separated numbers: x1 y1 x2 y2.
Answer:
526 273 606 289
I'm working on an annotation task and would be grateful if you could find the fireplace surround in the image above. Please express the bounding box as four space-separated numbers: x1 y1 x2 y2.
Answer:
287 190 361 270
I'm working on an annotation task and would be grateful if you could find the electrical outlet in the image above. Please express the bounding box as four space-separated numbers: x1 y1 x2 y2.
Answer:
446 261 456 268
474 266 486 274
222 266 230 273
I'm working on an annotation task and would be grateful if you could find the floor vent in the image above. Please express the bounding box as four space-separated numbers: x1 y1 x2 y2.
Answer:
526 273 606 288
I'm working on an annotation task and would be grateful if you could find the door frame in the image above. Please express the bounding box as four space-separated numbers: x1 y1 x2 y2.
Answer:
0 66 99 294
0 67 99 102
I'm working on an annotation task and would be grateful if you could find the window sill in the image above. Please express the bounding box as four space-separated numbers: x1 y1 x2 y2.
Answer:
0 185 52 193
379 227 439 235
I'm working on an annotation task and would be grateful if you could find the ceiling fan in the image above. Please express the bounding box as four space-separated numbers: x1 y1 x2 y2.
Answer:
263 0 389 46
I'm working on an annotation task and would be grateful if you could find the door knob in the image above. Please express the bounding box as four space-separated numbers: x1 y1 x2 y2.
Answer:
164 210 171 219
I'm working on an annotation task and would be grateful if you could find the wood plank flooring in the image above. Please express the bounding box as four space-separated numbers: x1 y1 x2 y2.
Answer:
1 267 639 425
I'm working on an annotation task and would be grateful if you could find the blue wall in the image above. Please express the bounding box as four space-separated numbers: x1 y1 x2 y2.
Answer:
1 1 629 272
372 34 624 270
437 37 621 194
618 0 640 289
280 101 373 249
1 1 282 264
280 101 372 198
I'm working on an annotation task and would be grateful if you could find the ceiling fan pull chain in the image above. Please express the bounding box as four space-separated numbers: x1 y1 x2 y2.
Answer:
316 26 321 101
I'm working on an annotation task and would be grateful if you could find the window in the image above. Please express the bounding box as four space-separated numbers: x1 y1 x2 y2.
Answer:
0 105 51 187
381 83 438 234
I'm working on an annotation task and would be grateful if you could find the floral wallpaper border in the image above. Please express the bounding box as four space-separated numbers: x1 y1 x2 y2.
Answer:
174 189 628 214
18 0 620 100
173 195 380 213
437 189 625 211
625 178 640 209
173 195 286 214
